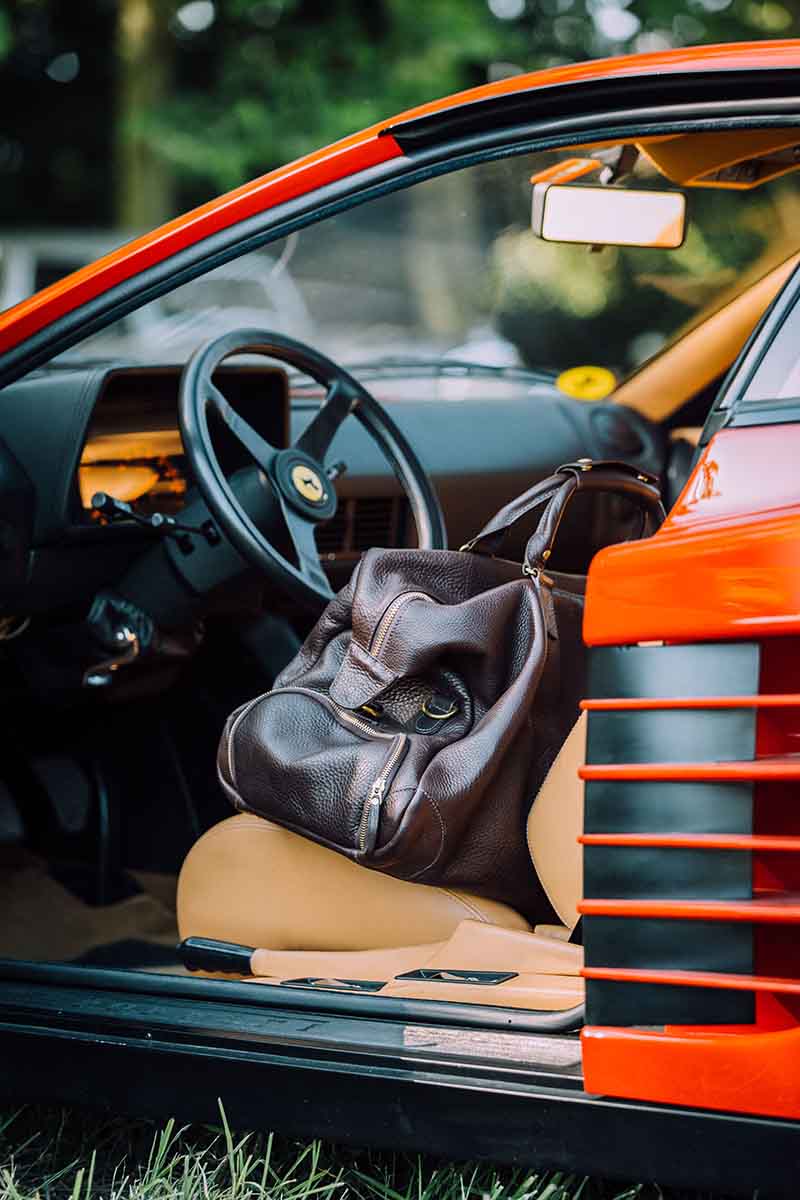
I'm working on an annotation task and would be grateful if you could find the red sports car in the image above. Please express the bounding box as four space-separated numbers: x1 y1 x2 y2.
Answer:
1 39 799 1195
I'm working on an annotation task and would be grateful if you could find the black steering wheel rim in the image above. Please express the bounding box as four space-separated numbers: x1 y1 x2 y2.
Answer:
178 329 447 607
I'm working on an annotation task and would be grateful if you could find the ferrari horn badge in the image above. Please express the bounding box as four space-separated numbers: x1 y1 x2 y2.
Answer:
291 463 327 504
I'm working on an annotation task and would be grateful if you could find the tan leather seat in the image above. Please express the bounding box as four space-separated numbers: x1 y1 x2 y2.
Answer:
177 715 586 987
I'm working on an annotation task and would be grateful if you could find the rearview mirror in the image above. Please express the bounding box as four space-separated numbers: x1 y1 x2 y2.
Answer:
531 183 686 249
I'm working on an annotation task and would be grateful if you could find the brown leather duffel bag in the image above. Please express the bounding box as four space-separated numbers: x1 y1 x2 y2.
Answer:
218 461 664 922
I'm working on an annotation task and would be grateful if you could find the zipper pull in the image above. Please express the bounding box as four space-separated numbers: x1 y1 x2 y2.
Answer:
368 777 387 805
357 701 384 723
363 777 386 852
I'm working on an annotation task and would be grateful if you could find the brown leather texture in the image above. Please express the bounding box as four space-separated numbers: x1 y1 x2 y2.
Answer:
218 462 663 923
465 459 665 570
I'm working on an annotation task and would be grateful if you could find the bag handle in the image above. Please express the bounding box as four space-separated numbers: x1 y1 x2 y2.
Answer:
462 459 665 572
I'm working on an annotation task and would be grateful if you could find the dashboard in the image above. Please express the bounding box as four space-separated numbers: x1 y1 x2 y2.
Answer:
0 357 665 621
77 366 288 521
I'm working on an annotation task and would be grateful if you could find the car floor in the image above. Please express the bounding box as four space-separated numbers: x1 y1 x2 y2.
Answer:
0 847 183 970
0 631 256 972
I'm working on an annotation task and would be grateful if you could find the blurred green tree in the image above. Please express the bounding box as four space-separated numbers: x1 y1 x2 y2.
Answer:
1 0 798 227
142 0 798 205
117 0 175 228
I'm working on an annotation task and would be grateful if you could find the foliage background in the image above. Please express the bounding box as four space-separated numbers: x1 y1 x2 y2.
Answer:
0 0 799 231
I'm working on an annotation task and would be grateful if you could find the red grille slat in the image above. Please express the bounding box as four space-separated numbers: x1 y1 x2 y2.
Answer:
580 756 800 782
581 694 800 711
580 833 800 851
582 966 800 995
579 896 800 922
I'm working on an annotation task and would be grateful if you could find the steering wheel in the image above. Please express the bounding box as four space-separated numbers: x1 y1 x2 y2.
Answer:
178 329 447 607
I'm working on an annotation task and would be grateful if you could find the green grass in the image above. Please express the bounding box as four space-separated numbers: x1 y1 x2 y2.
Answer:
0 1105 732 1200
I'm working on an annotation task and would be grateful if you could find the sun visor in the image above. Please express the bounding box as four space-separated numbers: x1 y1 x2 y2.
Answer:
638 128 800 189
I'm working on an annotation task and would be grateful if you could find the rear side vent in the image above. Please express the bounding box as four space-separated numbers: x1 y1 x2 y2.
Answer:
579 640 762 1029
580 635 800 1122
316 497 406 560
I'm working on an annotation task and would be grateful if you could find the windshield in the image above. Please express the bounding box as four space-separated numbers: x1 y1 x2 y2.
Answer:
46 148 800 380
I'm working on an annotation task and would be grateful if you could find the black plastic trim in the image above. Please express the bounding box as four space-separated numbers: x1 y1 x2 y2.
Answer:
0 958 584 1033
586 707 756 765
394 968 519 985
714 240 800 420
583 846 752 901
585 978 754 1027
584 779 753 834
382 68 800 148
729 403 800 426
180 937 255 975
588 641 760 700
280 977 387 992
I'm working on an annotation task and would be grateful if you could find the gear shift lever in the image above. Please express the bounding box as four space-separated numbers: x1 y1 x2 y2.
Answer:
82 624 140 688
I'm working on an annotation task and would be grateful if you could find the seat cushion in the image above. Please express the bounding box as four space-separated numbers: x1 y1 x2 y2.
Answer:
177 812 531 952
526 712 586 931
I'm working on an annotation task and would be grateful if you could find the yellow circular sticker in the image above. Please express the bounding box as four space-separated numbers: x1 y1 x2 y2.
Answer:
556 365 616 402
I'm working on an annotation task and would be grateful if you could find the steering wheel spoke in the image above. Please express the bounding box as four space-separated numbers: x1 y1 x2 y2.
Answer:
276 495 332 596
295 379 356 462
206 381 278 475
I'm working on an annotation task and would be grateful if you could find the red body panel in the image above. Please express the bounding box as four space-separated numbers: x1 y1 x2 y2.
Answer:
582 1024 800 1121
2 41 800 357
583 425 800 645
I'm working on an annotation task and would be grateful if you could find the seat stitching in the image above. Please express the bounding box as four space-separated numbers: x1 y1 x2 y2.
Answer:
406 791 446 878
201 815 285 844
438 888 491 923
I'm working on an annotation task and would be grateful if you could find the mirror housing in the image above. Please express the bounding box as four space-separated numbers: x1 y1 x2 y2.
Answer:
532 182 686 249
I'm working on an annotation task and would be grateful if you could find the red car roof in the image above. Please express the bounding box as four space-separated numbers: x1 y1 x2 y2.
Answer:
2 39 799 358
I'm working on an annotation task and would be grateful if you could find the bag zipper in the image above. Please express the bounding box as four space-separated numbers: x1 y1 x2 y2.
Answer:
260 685 395 740
291 688 409 851
357 733 409 853
369 591 434 658
256 685 408 855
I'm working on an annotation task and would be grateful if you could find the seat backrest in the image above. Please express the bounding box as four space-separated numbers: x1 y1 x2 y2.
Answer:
526 712 586 931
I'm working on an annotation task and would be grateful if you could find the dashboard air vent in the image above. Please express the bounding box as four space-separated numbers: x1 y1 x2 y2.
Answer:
316 497 405 560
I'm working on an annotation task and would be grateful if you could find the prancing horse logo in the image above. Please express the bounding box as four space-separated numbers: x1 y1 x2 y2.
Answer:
290 463 326 504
